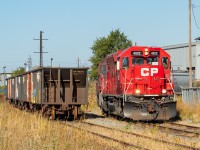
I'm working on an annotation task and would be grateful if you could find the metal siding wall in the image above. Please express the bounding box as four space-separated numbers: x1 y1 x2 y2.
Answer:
167 47 188 71
182 88 200 104
163 44 196 69
195 43 200 80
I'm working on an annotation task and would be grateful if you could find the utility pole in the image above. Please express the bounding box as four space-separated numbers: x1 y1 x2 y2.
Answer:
77 57 80 68
34 31 48 67
51 58 53 67
189 0 192 87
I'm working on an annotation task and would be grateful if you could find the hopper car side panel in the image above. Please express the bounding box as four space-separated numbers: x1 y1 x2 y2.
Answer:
6 67 88 120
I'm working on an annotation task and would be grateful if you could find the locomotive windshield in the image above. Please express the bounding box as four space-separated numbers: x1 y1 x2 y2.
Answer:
146 57 158 65
132 58 144 65
132 57 158 65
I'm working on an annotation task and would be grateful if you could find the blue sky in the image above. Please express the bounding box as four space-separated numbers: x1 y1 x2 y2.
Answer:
0 0 200 72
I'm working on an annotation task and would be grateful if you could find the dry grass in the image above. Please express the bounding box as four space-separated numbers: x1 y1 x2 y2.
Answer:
0 96 129 150
1 81 200 150
81 81 99 113
176 96 200 122
87 81 98 110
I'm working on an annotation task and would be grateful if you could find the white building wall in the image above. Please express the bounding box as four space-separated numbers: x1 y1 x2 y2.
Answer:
195 43 200 80
163 42 200 80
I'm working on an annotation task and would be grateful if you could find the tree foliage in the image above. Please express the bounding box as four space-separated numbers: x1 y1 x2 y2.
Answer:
11 67 25 77
89 29 132 80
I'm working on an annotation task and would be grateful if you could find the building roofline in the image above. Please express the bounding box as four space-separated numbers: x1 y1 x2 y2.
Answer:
162 42 200 50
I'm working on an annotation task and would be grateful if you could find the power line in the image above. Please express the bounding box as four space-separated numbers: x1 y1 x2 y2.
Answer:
192 4 200 29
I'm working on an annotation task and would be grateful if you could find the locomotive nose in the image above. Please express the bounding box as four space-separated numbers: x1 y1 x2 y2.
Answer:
132 65 165 95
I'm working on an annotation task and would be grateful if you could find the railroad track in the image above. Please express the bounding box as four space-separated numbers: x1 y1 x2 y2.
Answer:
64 120 200 150
139 122 200 139
85 112 200 139
65 121 148 150
159 122 200 138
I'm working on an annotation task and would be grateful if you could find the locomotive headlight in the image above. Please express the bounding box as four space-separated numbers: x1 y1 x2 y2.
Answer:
135 89 140 94
162 89 167 94
144 48 149 55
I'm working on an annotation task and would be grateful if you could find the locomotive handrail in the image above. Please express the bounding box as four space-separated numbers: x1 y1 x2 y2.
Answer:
123 69 128 93
165 75 175 94
124 78 134 95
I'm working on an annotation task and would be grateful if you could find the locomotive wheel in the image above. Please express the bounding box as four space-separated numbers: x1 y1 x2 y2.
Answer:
102 109 109 117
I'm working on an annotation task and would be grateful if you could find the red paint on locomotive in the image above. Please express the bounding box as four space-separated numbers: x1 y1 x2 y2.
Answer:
97 46 177 121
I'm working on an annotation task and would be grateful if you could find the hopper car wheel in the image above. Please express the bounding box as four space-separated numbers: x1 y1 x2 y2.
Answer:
50 106 56 120
25 104 29 112
66 110 73 121
66 111 70 120
73 106 78 120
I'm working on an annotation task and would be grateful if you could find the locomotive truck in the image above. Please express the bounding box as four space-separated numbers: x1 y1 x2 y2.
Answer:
6 67 88 120
96 46 177 121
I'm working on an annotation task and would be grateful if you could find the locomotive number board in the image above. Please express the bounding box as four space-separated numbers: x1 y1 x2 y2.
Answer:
131 51 143 56
150 51 159 56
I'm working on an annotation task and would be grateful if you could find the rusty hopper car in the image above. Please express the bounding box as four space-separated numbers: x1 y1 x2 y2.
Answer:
6 67 88 120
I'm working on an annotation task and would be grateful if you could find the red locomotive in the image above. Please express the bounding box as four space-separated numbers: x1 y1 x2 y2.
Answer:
96 46 177 120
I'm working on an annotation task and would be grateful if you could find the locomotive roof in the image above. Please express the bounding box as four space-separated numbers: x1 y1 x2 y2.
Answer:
99 45 170 65
117 46 170 58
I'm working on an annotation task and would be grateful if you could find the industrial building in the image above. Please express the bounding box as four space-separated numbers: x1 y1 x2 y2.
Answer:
163 42 200 80
163 42 200 92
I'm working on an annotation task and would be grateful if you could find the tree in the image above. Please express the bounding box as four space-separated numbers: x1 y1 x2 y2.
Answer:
11 67 25 77
89 29 132 80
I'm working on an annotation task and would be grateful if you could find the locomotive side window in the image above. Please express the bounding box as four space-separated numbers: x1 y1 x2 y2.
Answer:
146 57 158 65
162 57 168 69
101 65 106 74
132 58 144 65
122 57 129 68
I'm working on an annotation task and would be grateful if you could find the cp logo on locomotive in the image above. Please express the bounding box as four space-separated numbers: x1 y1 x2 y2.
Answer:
141 68 158 76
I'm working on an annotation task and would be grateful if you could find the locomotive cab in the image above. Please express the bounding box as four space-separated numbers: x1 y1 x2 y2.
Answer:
97 46 177 121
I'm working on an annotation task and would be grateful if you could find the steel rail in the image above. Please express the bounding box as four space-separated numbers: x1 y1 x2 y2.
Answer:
80 121 200 150
157 123 200 137
64 121 148 150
